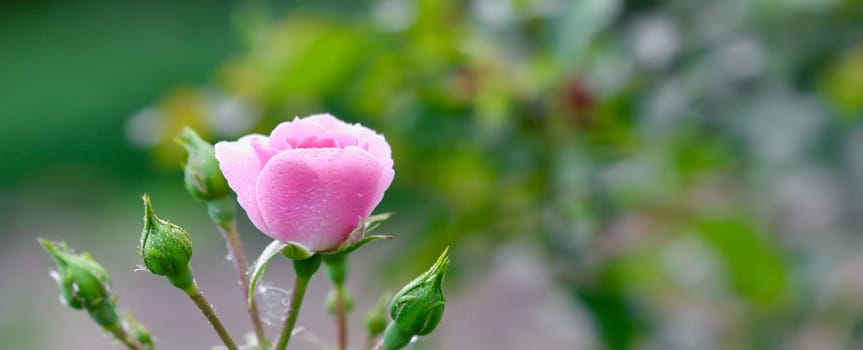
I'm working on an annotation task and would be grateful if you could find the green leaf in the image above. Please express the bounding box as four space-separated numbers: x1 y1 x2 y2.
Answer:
246 240 287 306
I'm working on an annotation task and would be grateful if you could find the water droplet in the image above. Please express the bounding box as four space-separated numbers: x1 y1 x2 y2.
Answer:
49 270 60 283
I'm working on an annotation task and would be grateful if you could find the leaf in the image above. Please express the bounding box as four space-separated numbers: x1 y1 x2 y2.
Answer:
247 240 287 306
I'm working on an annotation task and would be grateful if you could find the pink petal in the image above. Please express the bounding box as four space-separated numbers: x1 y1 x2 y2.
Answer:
269 117 326 149
255 147 389 251
297 136 338 149
304 113 346 129
357 130 393 168
322 130 359 148
214 135 269 233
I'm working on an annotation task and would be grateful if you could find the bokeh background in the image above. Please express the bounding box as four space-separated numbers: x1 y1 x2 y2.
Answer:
3 0 863 349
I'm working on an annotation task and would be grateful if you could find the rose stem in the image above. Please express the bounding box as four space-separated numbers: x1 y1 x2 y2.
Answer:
207 199 268 346
335 288 348 350
324 255 350 350
185 286 239 350
108 324 146 350
274 255 321 350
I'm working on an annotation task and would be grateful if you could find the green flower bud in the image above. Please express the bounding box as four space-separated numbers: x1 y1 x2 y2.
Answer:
139 194 194 290
38 239 119 328
388 248 449 338
176 127 231 201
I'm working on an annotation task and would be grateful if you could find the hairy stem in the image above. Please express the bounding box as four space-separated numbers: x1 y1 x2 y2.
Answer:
334 287 348 350
108 325 146 350
324 255 349 350
216 219 268 346
273 274 312 350
186 287 239 350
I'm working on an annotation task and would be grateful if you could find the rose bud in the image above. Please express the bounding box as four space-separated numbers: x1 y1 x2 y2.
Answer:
139 194 194 290
176 127 232 201
214 114 394 252
383 248 450 349
38 239 119 328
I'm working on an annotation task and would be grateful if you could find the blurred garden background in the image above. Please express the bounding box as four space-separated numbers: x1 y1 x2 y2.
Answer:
3 0 863 349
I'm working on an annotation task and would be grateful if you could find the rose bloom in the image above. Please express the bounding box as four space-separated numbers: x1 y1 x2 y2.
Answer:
214 114 394 251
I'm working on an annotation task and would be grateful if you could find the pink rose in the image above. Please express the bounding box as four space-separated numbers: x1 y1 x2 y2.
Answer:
214 114 394 252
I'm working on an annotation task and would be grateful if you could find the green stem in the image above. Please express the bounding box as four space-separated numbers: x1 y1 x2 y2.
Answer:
209 199 268 347
186 286 239 350
108 324 146 350
324 256 349 350
273 274 311 350
334 287 348 350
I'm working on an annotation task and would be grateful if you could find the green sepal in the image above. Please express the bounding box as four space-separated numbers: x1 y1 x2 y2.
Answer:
246 214 392 306
247 240 287 306
328 235 392 257
281 242 314 260
323 212 394 257
247 240 318 306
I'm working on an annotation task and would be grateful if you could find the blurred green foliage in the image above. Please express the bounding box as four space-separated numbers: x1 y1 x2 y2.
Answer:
133 0 863 348
6 0 863 348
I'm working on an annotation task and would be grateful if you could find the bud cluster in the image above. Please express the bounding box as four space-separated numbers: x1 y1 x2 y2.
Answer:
39 239 153 348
